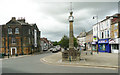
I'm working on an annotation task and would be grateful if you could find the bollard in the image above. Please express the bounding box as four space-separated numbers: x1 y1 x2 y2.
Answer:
69 56 71 62
91 52 93 55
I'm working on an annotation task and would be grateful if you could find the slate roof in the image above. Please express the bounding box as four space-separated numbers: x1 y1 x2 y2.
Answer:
6 17 29 25
86 29 93 35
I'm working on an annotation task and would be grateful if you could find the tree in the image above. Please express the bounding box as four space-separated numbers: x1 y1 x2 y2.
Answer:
58 35 69 48
74 37 78 48
52 35 78 49
52 41 58 46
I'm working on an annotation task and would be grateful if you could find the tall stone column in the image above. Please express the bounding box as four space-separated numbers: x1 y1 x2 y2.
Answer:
62 3 80 61
69 12 74 51
69 18 74 50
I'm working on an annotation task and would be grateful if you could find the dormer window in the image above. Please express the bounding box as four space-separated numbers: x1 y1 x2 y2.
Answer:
8 28 12 34
15 28 19 34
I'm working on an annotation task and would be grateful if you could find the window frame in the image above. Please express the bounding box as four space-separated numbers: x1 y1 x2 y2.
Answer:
15 28 19 34
8 28 12 34
11 37 16 44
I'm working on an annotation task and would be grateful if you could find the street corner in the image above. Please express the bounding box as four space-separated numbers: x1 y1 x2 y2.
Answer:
40 52 118 70
1 55 32 60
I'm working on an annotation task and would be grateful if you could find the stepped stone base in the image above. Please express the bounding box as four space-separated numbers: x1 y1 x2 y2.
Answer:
62 48 80 61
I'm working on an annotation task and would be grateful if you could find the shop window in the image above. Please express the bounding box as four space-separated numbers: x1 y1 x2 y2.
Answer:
8 28 12 34
92 45 96 51
112 44 119 50
99 44 106 51
15 28 19 34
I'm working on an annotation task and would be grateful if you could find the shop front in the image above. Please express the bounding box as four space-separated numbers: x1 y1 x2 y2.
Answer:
98 39 111 53
87 42 92 50
91 41 97 52
109 38 120 53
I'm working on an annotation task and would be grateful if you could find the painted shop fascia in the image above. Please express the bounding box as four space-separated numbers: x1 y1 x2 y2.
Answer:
98 39 111 53
109 38 120 53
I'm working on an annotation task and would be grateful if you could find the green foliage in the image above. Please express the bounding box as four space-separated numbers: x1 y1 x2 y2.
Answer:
52 35 78 48
58 35 69 48
74 37 78 47
52 41 58 46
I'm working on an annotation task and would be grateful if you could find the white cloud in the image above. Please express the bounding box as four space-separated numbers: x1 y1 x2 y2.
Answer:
0 1 118 41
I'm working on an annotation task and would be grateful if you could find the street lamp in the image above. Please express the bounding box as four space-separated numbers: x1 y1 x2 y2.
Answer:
93 15 99 54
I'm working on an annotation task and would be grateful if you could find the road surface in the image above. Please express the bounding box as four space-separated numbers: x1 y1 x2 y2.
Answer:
2 51 118 73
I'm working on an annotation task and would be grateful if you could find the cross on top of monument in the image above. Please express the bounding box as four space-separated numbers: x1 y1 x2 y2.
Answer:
70 2 73 15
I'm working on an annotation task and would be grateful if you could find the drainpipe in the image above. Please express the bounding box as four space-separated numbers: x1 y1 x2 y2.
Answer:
7 26 9 58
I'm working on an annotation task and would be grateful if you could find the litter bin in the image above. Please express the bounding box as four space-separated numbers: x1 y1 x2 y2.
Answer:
0 53 4 58
15 54 18 56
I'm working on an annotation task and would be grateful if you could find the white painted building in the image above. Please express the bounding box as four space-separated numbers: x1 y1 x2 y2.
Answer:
77 32 86 50
109 14 120 53
93 13 120 53
93 17 111 41
40 38 52 51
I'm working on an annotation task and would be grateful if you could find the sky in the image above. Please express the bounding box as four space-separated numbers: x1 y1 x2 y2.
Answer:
0 0 119 41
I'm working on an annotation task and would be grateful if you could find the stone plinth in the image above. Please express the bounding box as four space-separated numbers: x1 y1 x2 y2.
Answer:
62 49 80 61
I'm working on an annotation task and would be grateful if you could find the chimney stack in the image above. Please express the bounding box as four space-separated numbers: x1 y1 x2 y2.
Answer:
11 17 16 21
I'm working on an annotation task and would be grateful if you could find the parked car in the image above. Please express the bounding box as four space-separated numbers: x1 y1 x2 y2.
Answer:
56 45 61 51
52 48 57 53
43 48 48 51
49 48 53 51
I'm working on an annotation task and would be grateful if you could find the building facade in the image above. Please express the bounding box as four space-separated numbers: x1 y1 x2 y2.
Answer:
0 26 2 53
0 17 41 56
92 13 120 53
40 38 53 51
77 31 86 50
40 38 49 51
109 14 120 53
85 30 93 51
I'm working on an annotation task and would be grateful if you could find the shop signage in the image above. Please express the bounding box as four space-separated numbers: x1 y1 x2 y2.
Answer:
109 38 119 44
93 36 97 41
98 39 109 44
91 42 97 44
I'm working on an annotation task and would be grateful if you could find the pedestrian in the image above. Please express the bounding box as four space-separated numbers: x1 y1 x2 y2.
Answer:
69 56 71 62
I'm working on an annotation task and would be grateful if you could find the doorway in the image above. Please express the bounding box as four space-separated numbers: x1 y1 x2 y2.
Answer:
11 47 17 56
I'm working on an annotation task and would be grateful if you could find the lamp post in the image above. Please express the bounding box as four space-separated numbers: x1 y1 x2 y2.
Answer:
93 15 99 54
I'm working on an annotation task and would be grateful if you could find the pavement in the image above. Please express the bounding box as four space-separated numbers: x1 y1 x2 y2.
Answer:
0 52 42 60
40 51 118 69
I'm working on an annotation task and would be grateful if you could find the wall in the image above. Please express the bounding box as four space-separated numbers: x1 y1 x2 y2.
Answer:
85 34 93 50
0 26 2 53
93 18 111 40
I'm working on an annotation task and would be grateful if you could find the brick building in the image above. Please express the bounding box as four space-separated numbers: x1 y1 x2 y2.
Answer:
85 29 93 51
40 37 53 51
0 17 41 56
109 14 120 53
